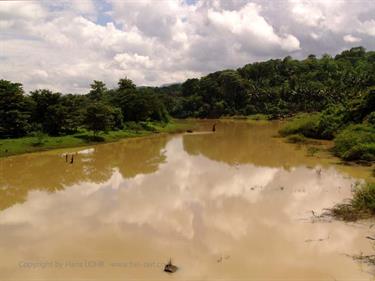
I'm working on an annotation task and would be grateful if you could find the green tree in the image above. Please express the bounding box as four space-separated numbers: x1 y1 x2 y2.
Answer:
88 80 107 101
0 80 31 138
30 90 66 135
84 102 115 135
118 77 136 91
182 78 200 97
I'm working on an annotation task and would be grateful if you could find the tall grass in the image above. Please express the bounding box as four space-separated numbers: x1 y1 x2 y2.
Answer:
279 113 321 138
332 183 375 221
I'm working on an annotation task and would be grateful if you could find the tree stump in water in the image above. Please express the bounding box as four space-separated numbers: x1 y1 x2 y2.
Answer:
164 258 178 273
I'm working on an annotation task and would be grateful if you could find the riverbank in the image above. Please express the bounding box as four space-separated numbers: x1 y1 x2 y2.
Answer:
279 113 375 221
279 113 375 164
0 119 195 158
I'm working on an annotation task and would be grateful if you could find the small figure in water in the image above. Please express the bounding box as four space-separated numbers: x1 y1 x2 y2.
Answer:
164 258 178 273
65 154 68 163
212 123 216 132
70 154 74 164
316 168 322 177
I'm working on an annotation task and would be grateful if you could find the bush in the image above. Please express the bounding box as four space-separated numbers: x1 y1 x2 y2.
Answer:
248 114 270 121
352 183 375 214
31 131 47 146
317 105 346 139
334 124 375 161
332 183 375 221
279 113 321 138
123 121 144 131
286 134 307 143
342 143 375 161
366 112 375 126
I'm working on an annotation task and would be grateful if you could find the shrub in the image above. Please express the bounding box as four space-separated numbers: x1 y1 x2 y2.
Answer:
352 183 375 214
366 112 375 126
279 113 321 138
286 134 307 143
332 183 375 221
31 131 47 146
317 105 346 139
334 124 375 161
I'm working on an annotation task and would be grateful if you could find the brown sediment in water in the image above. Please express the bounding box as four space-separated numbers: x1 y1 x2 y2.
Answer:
0 120 374 280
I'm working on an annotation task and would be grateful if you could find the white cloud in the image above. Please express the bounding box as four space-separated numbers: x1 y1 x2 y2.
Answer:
343 34 362 43
289 0 325 27
359 20 375 36
114 53 154 69
207 3 300 52
0 0 374 93
310 32 320 40
0 1 46 20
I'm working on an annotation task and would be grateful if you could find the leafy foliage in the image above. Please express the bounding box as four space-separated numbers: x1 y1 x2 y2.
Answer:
156 47 374 119
84 102 116 135
279 113 321 138
334 124 375 161
0 77 168 138
0 80 31 138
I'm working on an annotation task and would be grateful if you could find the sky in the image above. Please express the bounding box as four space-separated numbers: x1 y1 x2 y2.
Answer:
0 0 374 94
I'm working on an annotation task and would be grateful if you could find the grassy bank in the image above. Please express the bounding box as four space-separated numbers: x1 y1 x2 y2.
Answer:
331 183 375 221
279 113 375 163
0 120 194 158
219 114 273 124
280 112 375 219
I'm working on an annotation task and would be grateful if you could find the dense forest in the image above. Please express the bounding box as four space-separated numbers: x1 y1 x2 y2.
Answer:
0 77 168 138
1 46 374 161
155 46 374 118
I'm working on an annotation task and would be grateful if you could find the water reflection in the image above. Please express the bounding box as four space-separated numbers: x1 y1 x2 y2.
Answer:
0 135 169 210
184 120 374 178
0 121 374 280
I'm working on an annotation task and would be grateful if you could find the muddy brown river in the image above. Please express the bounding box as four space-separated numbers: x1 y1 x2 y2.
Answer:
0 120 374 280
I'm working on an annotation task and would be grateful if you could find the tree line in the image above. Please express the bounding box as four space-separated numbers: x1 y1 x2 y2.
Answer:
0 78 168 138
157 46 374 118
0 46 374 139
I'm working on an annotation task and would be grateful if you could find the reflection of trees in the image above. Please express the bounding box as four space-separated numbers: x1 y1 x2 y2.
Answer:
0 135 168 210
183 121 326 167
114 136 168 178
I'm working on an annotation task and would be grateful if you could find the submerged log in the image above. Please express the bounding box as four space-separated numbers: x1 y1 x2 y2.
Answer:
164 258 178 273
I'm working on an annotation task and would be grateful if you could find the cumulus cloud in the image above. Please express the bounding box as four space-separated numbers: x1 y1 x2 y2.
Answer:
0 0 374 93
207 3 300 52
343 34 362 43
359 20 375 36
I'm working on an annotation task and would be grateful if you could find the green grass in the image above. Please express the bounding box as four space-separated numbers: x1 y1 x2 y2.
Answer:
281 113 375 163
286 134 322 145
332 183 375 221
279 113 321 138
0 120 194 157
246 114 271 121
220 114 271 121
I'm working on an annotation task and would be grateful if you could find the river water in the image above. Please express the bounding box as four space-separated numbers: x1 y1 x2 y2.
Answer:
0 120 374 280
